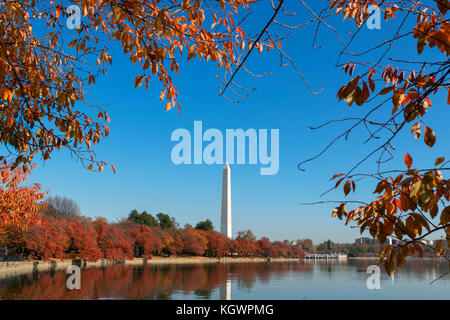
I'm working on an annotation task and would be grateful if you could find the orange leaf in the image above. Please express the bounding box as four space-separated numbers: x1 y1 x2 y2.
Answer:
404 153 413 169
134 75 144 88
435 157 445 166
424 126 436 147
343 180 352 196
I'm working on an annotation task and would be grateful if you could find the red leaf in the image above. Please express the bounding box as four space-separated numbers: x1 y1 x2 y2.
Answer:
404 153 413 169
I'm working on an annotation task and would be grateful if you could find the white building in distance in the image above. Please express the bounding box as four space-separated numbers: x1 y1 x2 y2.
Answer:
220 163 232 238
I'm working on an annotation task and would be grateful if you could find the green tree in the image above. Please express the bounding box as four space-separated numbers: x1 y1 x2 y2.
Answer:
348 247 360 258
128 210 159 228
236 230 256 241
326 240 332 253
157 213 175 230
141 211 160 228
195 219 214 231
369 245 380 254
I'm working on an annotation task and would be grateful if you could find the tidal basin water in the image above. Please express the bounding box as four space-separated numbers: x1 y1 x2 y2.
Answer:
0 259 448 300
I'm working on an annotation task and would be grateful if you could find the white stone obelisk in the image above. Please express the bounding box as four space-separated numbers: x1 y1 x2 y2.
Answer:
220 163 232 238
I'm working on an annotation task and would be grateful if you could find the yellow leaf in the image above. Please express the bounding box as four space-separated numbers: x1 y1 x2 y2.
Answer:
159 89 167 101
410 180 421 198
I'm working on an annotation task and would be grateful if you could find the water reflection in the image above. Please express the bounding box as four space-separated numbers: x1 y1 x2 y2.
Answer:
220 279 231 300
0 260 448 300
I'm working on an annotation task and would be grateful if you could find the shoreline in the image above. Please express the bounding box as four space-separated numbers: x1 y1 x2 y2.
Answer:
0 257 301 280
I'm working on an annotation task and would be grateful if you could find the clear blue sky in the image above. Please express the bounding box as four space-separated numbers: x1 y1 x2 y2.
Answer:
28 2 448 244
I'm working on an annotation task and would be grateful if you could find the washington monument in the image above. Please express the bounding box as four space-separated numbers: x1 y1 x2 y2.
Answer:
221 163 232 238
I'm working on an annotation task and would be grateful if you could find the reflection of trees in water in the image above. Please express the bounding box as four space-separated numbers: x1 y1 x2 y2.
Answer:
232 263 311 290
392 260 449 282
0 262 310 300
347 259 449 282
2 260 446 299
0 274 36 299
194 289 212 299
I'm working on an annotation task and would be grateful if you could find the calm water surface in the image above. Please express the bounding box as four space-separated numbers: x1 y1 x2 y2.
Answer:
0 260 448 299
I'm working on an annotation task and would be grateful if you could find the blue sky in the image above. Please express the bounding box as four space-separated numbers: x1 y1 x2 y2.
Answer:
28 2 449 244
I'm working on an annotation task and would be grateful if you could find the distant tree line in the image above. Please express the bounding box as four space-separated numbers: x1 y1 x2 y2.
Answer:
294 238 443 258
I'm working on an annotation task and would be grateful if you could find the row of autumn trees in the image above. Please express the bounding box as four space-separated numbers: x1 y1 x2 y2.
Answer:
0 194 305 261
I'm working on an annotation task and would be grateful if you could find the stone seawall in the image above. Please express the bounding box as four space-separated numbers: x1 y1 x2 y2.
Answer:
0 257 301 280
0 258 144 280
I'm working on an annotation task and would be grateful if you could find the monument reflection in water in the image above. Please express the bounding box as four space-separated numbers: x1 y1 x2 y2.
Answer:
220 278 232 300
